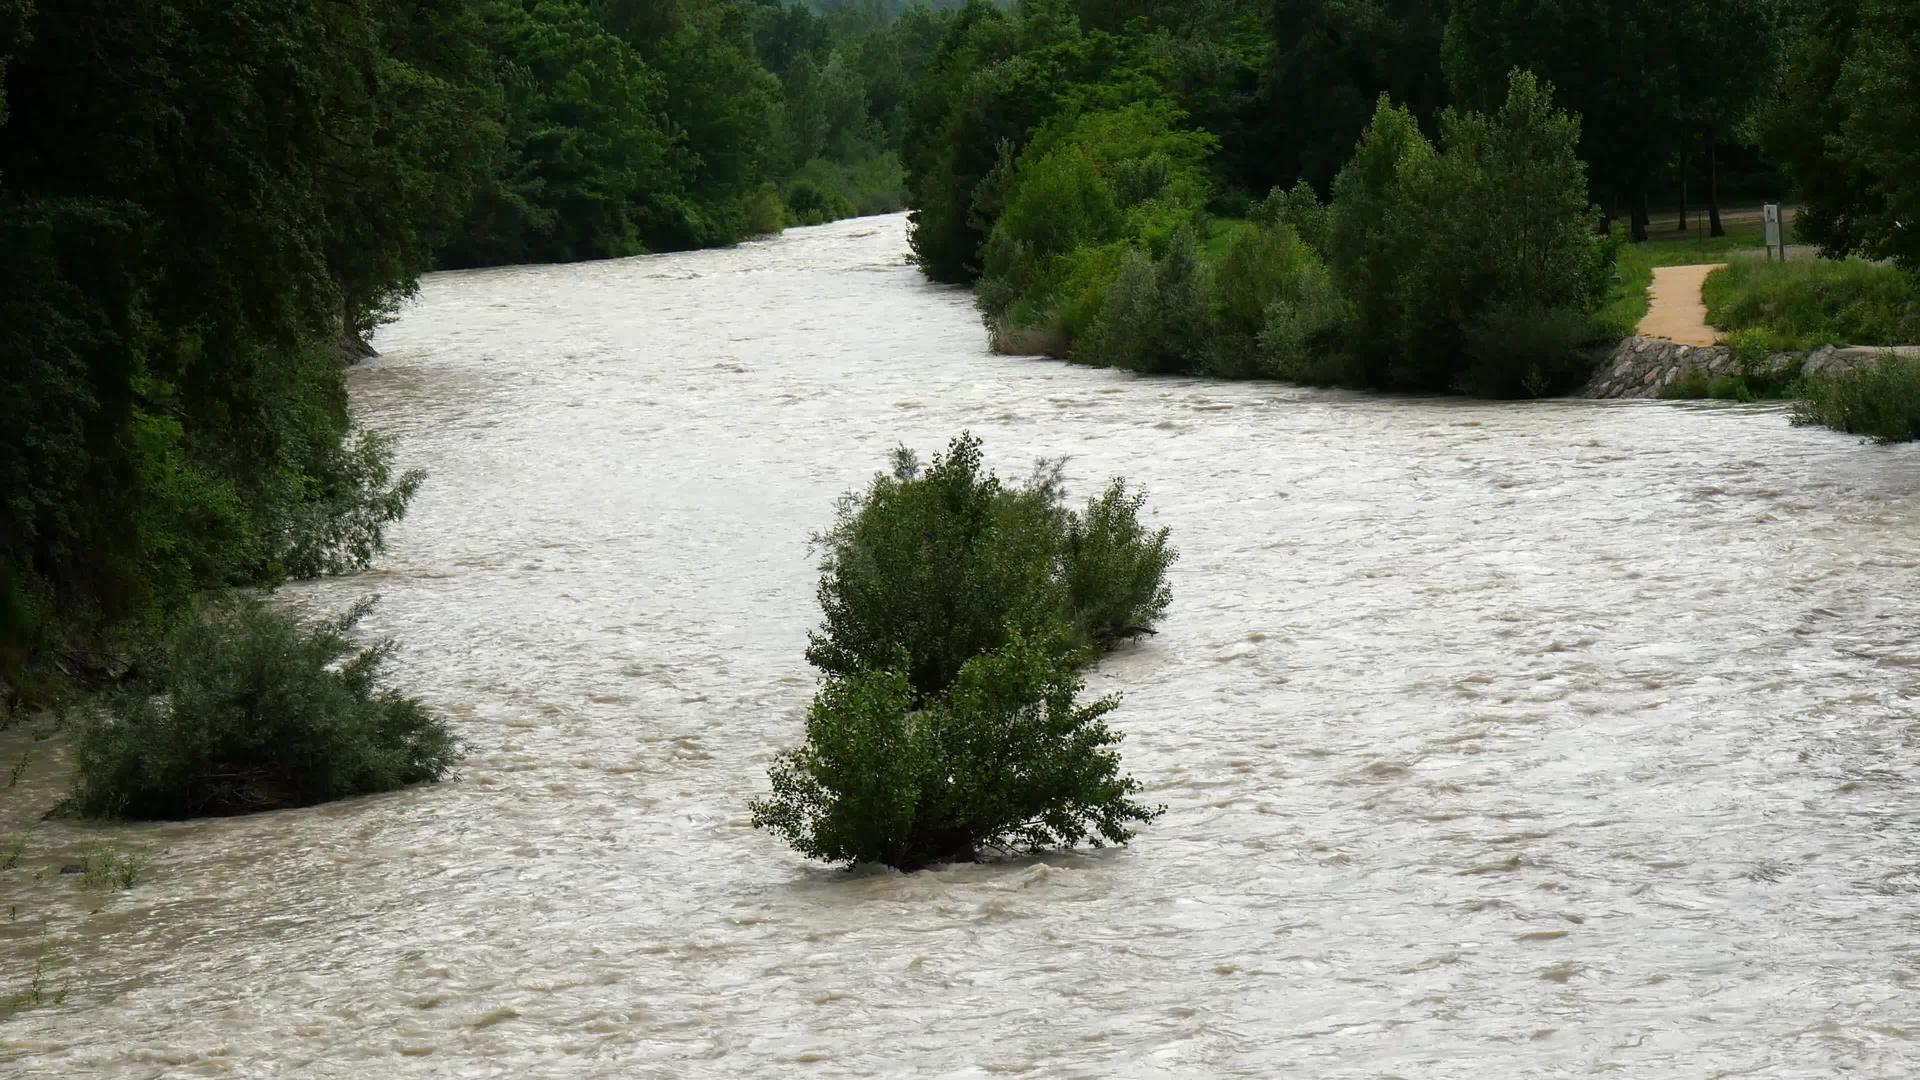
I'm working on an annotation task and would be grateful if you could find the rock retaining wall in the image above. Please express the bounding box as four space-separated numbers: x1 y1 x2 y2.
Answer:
1579 337 1920 399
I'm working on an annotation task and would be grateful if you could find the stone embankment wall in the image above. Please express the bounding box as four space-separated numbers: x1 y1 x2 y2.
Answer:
1579 338 1920 399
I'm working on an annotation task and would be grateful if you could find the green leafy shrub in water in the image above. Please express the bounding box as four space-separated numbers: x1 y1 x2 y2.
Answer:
768 434 1175 869
751 635 1163 870
1064 481 1175 648
73 596 460 819
808 435 1176 697
807 438 1072 698
1793 354 1920 443
277 430 425 581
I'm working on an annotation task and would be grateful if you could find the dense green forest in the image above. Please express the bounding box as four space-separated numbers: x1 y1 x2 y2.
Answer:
897 0 1899 391
0 0 950 700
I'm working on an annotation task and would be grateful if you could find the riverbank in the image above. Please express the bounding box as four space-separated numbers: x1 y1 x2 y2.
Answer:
1578 337 1920 398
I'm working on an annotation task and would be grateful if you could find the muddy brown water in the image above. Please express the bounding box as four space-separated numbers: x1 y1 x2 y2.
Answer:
3 214 1918 1077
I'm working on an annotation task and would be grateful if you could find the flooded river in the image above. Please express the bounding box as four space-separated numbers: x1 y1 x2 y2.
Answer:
4 214 1919 1077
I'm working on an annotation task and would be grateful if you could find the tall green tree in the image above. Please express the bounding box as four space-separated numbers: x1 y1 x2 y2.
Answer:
1263 0 1448 195
599 0 784 246
1 0 444 680
1444 0 1683 239
1668 0 1790 236
323 0 503 343
441 0 677 266
1763 0 1920 271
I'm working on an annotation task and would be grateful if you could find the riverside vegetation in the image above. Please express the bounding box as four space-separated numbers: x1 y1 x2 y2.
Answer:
752 434 1174 870
1 0 963 824
0 0 1916 913
901 0 1920 435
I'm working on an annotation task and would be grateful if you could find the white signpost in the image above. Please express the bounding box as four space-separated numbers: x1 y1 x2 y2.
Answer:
1763 203 1783 261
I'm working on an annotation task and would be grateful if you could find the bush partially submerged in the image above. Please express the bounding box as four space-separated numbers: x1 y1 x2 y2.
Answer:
1793 354 1920 443
807 438 1073 698
808 434 1175 696
1064 480 1175 648
73 596 460 818
752 635 1162 870
767 434 1174 869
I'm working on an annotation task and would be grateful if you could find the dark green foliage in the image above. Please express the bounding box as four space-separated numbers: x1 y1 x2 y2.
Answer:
1793 355 1920 443
1251 181 1332 254
279 432 427 580
440 0 677 266
902 8 1162 283
1763 0 1920 273
1456 303 1599 398
785 177 857 226
3 0 953 695
72 597 460 819
764 433 1173 870
1265 0 1448 195
1326 74 1609 392
1063 481 1174 648
1324 97 1436 376
440 0 941 265
1702 258 1920 351
1208 218 1342 378
0 0 440 693
807 437 1072 697
975 99 1217 349
898 5 1609 394
1076 227 1211 373
809 433 1175 699
1445 0 1793 241
751 635 1162 870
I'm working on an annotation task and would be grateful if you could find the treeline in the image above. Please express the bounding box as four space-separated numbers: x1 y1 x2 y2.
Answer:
899 0 1917 396
0 0 950 696
1763 0 1920 275
903 1 1619 395
443 0 957 269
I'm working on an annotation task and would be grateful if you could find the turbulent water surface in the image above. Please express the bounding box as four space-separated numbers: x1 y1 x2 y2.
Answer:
4 214 1919 1077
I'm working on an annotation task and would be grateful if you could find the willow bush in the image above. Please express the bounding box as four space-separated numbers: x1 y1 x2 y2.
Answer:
752 636 1162 870
805 436 1071 698
761 433 1174 869
1793 354 1920 443
806 434 1176 694
73 596 460 819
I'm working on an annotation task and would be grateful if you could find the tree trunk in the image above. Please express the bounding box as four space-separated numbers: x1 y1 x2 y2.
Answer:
1677 169 1689 231
1705 123 1725 238
1631 189 1650 243
336 293 377 365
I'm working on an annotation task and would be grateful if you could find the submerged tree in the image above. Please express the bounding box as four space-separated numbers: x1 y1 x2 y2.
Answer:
73 596 460 819
752 635 1161 870
759 433 1173 870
